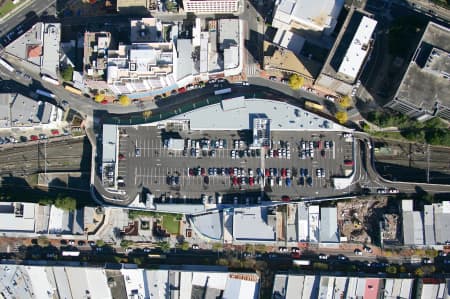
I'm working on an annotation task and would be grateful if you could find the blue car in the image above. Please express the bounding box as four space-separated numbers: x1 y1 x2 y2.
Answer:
286 178 291 187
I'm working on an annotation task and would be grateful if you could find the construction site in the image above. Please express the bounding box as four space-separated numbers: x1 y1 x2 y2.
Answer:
337 197 399 245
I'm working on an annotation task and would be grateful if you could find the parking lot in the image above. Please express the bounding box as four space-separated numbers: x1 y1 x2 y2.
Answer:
116 126 354 202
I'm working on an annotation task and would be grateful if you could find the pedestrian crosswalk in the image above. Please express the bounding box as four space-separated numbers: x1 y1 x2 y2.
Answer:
246 62 258 77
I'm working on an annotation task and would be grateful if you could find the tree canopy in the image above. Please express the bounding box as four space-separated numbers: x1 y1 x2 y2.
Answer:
288 74 304 90
61 65 73 82
338 95 352 108
54 196 76 211
335 111 348 124
119 95 131 106
94 94 105 103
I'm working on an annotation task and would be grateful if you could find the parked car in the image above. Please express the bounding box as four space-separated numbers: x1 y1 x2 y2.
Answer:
354 249 362 256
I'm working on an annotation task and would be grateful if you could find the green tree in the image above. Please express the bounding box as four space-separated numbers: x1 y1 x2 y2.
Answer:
119 95 131 106
120 240 133 248
335 111 348 124
385 265 398 274
37 236 50 247
158 241 170 252
143 110 153 120
254 244 266 252
313 262 329 271
179 241 190 251
288 74 304 90
96 239 105 247
61 65 73 81
39 198 54 206
54 196 76 211
212 243 223 251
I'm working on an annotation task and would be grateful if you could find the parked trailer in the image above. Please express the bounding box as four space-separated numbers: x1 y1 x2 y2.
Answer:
0 58 14 72
41 74 60 85
64 83 82 95
62 251 80 257
293 259 311 266
36 89 56 99
214 88 232 95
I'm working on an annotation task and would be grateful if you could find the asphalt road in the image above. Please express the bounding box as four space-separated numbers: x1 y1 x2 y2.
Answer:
0 0 56 47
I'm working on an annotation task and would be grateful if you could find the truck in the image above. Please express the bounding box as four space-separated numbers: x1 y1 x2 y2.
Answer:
293 259 311 266
36 89 56 99
0 58 14 72
214 88 231 95
41 74 60 85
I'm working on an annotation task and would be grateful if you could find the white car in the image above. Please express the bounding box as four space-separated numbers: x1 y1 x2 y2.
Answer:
318 254 328 260
325 95 336 102
192 244 200 250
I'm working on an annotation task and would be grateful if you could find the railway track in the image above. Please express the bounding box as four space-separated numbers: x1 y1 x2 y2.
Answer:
0 138 90 176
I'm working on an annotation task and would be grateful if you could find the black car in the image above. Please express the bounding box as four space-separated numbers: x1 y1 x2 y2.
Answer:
204 176 209 185
299 177 304 186
78 240 86 246
306 176 312 186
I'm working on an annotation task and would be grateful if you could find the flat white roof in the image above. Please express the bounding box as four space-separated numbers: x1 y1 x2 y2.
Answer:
102 124 118 163
0 202 36 232
169 98 349 132
26 266 55 299
233 207 276 242
121 269 146 298
338 16 377 79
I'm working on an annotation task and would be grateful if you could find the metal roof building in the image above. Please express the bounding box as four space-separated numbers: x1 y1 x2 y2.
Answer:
190 211 223 240
319 207 339 243
232 206 277 243
272 0 344 35
273 274 413 299
170 98 349 132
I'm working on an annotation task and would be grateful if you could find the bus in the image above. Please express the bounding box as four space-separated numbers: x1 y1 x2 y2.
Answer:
293 259 311 266
41 74 60 85
148 254 167 259
0 58 14 72
36 89 56 99
304 100 324 111
62 251 80 257
214 88 231 95
64 83 82 95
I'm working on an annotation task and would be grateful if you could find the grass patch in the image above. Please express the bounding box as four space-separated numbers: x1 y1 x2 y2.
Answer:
162 215 180 235
0 0 17 17
370 131 408 141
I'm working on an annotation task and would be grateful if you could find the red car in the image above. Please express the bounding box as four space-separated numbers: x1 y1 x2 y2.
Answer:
51 129 59 136
118 153 126 160
265 168 270 177
232 176 238 186
178 87 186 93
230 168 234 176
30 135 39 141
281 168 286 178
189 168 194 176
249 177 254 186
282 195 291 202
101 99 108 105
201 168 206 176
